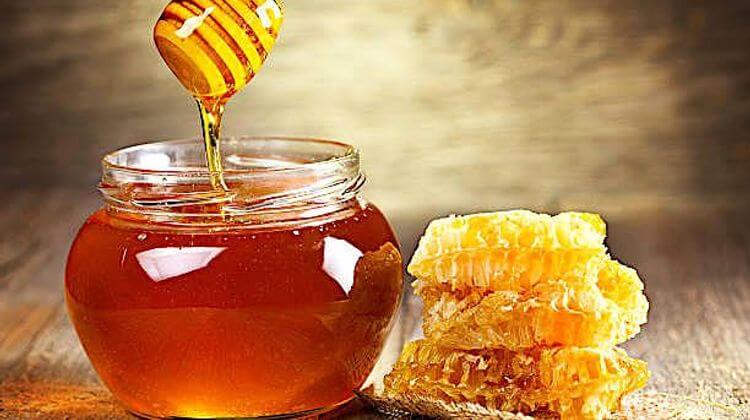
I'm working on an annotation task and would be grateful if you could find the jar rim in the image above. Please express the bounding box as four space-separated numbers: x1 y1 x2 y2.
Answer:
102 136 358 177
99 136 365 226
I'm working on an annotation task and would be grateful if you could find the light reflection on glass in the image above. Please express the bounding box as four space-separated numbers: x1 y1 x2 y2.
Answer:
322 237 363 295
134 152 172 170
136 247 226 282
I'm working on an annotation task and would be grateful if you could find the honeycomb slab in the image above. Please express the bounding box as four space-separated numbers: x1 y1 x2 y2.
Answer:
408 211 607 288
416 259 648 350
383 340 650 420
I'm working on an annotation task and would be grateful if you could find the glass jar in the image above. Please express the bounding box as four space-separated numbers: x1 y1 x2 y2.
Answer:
65 137 403 419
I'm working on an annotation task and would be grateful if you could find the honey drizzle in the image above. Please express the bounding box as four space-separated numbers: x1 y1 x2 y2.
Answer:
197 98 229 191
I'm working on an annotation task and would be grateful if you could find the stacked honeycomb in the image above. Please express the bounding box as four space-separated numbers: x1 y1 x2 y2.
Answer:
383 210 650 419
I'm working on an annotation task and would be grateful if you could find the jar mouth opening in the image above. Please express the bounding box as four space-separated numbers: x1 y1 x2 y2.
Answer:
102 136 358 177
100 136 365 226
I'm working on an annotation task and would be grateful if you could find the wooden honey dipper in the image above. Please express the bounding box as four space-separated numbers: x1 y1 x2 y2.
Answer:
153 0 284 192
154 0 284 100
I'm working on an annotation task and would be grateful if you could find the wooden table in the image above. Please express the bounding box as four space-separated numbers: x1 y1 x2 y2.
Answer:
1 191 748 418
1 0 750 418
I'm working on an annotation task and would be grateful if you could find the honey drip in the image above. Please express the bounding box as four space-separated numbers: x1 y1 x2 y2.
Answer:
197 98 228 190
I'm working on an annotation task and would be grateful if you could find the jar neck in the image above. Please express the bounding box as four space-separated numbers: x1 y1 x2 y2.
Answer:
102 197 365 230
99 137 365 228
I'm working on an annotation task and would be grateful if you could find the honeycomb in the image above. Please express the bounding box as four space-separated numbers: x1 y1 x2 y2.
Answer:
416 260 648 350
408 211 606 280
597 260 649 326
383 340 650 420
411 248 606 295
378 210 650 420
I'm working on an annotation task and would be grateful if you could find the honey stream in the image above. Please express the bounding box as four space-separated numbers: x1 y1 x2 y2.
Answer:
197 98 229 191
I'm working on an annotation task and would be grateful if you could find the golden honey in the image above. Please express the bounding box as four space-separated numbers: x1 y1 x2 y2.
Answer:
66 135 404 418
67 205 402 418
68 2 403 418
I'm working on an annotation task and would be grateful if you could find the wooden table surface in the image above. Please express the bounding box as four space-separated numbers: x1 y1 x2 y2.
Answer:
1 191 749 419
1 0 750 418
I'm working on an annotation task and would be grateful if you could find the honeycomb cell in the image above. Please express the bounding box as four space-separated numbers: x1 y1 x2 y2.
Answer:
383 340 650 420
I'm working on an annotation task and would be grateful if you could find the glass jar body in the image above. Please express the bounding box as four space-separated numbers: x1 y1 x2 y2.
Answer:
66 202 401 418
65 138 403 418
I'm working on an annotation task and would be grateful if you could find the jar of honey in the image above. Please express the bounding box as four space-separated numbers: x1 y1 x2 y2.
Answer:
65 137 403 419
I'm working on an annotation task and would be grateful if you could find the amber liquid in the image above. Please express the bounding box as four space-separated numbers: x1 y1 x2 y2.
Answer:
65 203 402 418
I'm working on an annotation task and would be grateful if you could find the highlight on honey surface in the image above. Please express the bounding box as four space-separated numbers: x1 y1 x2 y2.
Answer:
154 0 284 99
383 340 650 420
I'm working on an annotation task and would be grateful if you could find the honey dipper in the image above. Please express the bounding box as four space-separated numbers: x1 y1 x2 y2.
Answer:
154 0 284 99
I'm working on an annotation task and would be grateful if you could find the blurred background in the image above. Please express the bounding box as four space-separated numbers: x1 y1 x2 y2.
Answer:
2 0 748 221
1 1 750 417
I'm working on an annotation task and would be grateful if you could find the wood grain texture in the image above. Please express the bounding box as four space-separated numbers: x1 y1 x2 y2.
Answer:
1 0 749 418
0 187 748 418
